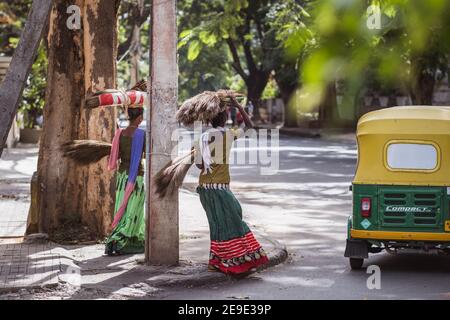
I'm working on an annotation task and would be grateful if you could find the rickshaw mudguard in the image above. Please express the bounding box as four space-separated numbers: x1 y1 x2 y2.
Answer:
344 239 369 259
345 217 369 259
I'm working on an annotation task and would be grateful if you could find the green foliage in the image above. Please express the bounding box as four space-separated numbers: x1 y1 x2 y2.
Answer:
117 0 151 89
285 0 450 115
0 1 33 55
177 0 242 101
20 44 47 128
0 1 45 128
177 0 313 108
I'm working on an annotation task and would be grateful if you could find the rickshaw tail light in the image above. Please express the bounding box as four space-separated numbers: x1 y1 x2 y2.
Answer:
361 198 371 217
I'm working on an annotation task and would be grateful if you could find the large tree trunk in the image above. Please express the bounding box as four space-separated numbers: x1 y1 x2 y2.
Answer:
245 71 270 121
37 0 120 238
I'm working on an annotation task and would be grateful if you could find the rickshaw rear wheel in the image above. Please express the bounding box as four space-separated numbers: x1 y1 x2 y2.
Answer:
349 258 364 270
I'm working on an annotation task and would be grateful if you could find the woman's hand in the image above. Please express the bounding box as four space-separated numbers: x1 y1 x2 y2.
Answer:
227 94 253 129
228 94 243 110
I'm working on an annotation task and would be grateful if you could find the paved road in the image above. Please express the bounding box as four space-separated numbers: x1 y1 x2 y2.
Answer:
158 133 450 300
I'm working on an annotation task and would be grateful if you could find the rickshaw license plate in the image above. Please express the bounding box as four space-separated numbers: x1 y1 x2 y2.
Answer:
445 221 450 232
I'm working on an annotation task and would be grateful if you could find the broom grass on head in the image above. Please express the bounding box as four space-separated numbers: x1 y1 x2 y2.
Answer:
61 140 112 165
176 90 244 126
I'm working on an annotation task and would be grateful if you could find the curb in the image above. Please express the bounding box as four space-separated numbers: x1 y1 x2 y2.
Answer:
147 236 288 288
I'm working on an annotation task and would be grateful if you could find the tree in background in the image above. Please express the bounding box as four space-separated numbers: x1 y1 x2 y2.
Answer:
179 0 282 119
178 0 317 125
270 1 312 126
283 0 450 124
117 0 150 87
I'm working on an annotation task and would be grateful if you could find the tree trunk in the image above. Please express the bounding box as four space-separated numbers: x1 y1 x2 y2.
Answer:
245 71 270 121
318 82 338 126
410 72 435 105
280 87 298 127
129 0 144 85
37 0 120 238
274 69 298 128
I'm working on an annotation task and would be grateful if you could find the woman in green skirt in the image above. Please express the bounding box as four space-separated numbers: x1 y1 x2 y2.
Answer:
196 97 269 274
105 107 146 255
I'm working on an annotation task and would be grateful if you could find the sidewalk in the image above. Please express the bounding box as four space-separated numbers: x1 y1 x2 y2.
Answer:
0 146 287 299
0 144 38 238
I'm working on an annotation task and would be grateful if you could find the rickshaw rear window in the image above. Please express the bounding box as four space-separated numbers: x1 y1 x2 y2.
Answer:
386 143 438 171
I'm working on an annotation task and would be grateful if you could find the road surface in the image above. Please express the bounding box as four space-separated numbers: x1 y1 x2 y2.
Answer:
157 133 450 300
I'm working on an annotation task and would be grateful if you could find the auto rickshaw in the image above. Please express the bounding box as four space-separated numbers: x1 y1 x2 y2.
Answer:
345 106 450 269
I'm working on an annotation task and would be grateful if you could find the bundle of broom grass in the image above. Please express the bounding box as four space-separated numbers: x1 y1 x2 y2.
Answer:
153 149 196 198
176 89 244 126
61 140 112 165
154 89 243 198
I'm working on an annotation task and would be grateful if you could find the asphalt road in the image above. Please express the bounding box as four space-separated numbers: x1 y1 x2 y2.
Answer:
158 133 450 300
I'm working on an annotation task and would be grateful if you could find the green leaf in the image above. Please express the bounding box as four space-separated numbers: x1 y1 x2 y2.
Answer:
187 40 201 60
179 29 193 39
199 31 217 46
177 38 189 49
301 8 311 18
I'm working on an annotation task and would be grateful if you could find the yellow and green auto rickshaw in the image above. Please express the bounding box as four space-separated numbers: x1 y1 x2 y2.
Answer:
345 106 450 269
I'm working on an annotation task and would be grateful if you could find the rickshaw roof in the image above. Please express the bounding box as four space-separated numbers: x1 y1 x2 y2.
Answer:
357 106 450 136
354 106 450 186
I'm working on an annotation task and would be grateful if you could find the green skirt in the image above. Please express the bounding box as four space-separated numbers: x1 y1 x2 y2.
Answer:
105 171 145 255
197 185 269 274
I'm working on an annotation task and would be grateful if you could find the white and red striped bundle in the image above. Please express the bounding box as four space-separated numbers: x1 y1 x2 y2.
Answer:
98 90 147 107
86 89 147 109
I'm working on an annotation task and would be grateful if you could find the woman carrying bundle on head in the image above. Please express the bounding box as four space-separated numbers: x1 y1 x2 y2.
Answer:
61 82 149 255
194 95 269 275
105 106 146 255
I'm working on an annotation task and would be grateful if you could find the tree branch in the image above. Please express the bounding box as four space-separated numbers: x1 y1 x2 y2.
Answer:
226 38 249 81
240 14 258 73
117 1 150 57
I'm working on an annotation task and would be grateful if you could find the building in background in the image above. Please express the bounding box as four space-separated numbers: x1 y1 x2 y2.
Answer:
0 56 20 150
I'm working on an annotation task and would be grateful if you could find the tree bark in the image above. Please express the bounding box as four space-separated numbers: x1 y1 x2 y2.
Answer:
274 64 299 128
409 60 436 105
318 82 338 126
37 0 120 237
129 0 144 85
245 71 270 121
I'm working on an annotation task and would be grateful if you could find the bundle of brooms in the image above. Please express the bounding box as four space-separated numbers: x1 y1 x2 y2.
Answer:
61 140 112 165
154 89 243 198
176 89 244 126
